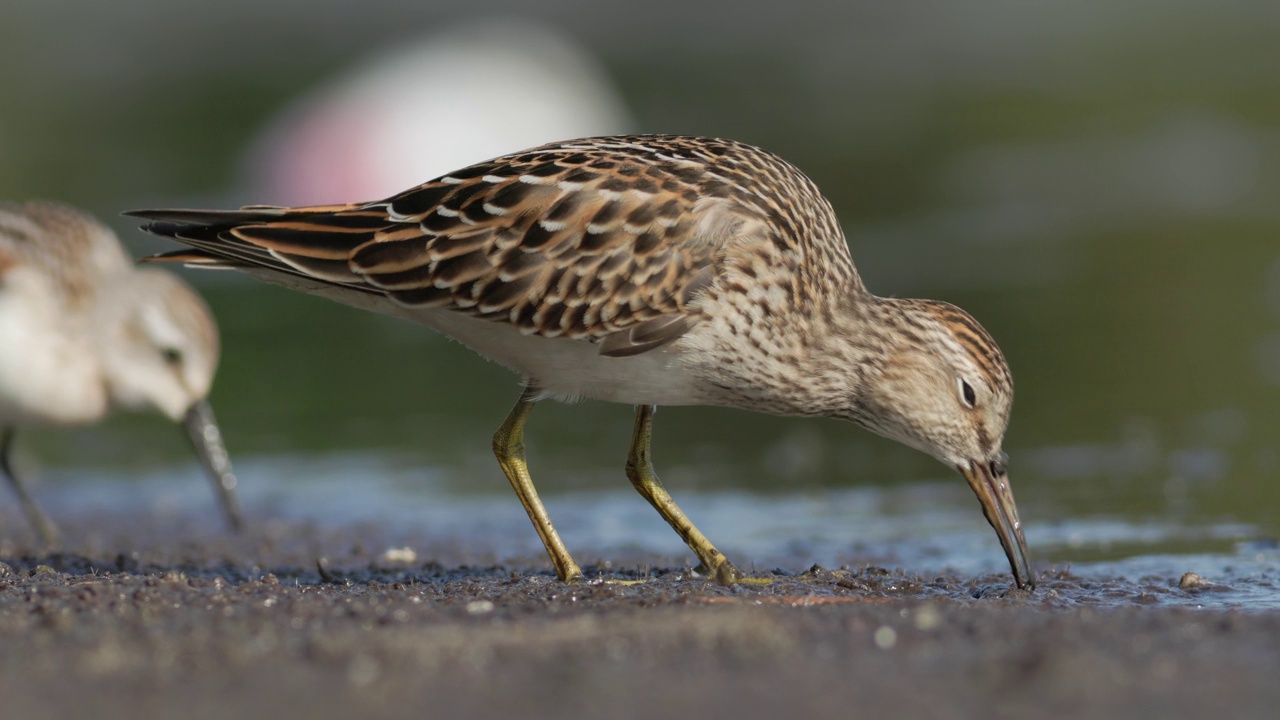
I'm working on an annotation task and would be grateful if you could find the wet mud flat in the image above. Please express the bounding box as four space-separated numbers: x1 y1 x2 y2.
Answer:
2 515 1279 720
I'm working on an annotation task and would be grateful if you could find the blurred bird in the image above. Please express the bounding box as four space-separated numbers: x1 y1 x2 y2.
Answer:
132 135 1032 589
0 201 241 543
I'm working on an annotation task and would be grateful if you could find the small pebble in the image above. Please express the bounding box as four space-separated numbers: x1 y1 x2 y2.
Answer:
466 600 495 615
1179 572 1213 590
381 547 417 564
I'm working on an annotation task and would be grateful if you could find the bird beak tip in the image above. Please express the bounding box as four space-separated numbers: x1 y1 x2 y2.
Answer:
960 459 1034 591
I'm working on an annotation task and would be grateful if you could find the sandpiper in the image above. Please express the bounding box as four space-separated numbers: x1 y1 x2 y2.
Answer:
0 201 242 543
130 135 1033 589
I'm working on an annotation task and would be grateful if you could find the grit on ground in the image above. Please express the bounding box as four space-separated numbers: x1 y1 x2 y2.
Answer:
1 513 1276 720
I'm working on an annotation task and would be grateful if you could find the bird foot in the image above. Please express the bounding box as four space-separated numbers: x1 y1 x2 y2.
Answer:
560 571 586 584
695 558 749 586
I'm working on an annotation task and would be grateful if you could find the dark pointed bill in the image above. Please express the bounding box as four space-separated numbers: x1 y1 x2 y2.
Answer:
960 458 1034 590
182 398 244 531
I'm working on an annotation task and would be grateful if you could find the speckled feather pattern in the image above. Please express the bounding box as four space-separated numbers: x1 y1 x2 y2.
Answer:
133 136 858 355
132 135 1011 436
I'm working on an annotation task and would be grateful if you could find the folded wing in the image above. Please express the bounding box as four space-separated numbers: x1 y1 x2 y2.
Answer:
132 141 772 357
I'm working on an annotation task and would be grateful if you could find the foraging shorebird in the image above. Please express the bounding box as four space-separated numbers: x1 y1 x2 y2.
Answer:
130 135 1033 589
0 201 242 543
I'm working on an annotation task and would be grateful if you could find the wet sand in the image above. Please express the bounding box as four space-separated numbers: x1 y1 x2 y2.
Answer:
2 515 1278 720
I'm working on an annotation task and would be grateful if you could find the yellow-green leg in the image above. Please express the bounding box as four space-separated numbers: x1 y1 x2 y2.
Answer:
492 387 584 582
626 405 743 585
1 428 60 546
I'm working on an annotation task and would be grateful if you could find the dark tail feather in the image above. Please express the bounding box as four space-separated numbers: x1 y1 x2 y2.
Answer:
124 207 287 225
124 208 286 253
125 208 295 248
128 207 378 294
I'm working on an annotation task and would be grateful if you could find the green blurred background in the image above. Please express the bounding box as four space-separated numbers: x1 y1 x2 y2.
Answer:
2 1 1277 547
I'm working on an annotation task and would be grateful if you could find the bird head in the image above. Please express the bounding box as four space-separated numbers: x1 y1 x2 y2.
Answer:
95 268 221 423
853 298 1033 590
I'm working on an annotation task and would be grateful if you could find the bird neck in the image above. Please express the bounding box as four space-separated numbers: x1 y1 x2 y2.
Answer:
809 293 920 425
717 287 883 420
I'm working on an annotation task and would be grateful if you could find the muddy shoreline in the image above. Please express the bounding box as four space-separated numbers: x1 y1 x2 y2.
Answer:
2 516 1279 720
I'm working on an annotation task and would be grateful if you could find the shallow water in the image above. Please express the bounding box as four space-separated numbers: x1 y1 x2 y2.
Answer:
21 451 1278 611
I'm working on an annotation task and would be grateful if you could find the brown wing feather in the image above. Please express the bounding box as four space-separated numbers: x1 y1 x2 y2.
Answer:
132 135 848 355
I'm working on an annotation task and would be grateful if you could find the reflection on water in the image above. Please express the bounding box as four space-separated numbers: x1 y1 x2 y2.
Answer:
20 451 1279 610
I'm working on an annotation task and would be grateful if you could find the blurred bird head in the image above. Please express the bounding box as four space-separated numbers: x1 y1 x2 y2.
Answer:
95 269 221 423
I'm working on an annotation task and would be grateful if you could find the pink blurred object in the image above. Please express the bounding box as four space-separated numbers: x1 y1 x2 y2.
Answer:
243 19 633 206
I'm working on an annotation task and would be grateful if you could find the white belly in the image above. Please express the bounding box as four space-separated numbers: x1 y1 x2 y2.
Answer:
252 271 724 407
405 307 711 405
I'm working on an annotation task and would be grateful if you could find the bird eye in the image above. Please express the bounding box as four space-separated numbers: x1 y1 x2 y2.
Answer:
958 379 977 408
161 347 183 366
